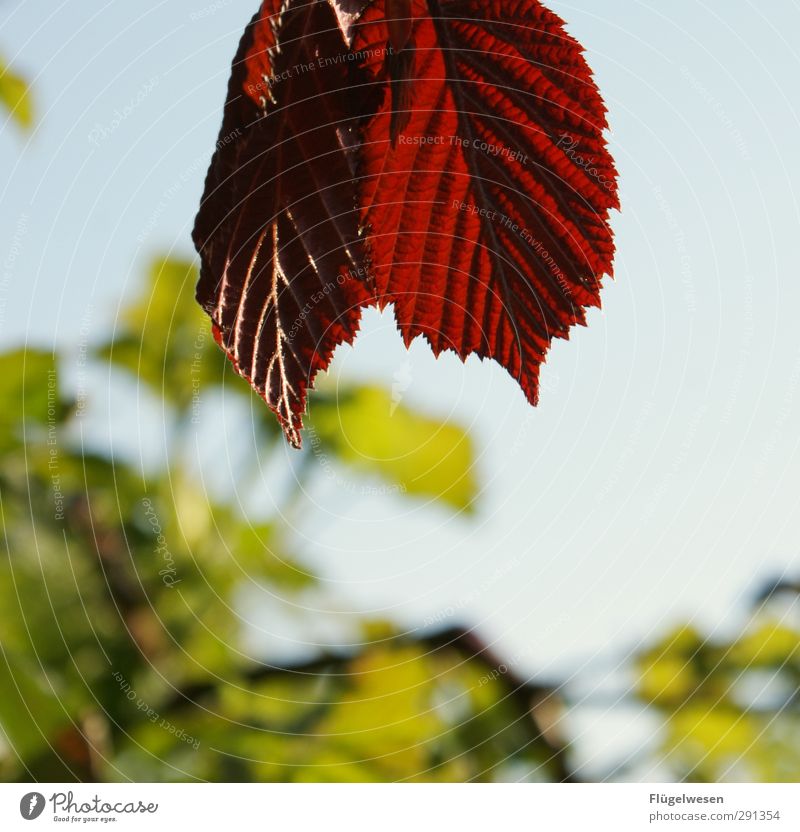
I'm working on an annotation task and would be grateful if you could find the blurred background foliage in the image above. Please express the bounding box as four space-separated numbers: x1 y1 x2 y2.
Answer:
0 54 33 130
0 255 564 783
634 580 800 782
1 51 798 786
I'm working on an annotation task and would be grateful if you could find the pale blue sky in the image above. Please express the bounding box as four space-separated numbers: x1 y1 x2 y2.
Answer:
2 0 800 774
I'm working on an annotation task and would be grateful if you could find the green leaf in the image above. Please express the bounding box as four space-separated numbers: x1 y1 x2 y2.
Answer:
96 257 227 411
309 386 477 511
0 650 69 764
0 349 67 453
0 58 33 129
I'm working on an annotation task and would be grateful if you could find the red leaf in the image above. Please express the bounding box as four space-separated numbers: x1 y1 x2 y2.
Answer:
192 0 370 447
353 0 618 404
195 0 618 446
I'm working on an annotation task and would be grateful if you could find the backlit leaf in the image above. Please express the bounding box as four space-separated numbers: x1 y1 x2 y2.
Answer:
195 0 618 444
353 0 618 405
193 0 371 447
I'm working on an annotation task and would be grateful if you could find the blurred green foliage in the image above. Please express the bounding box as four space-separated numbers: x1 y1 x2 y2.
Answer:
0 257 558 782
0 56 33 130
634 586 800 782
96 256 228 411
309 386 477 512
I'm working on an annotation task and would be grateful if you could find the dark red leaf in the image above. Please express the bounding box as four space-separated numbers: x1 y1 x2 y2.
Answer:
195 0 618 446
353 0 618 404
192 0 371 447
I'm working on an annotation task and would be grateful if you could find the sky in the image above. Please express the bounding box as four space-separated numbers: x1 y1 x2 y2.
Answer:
2 0 800 776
